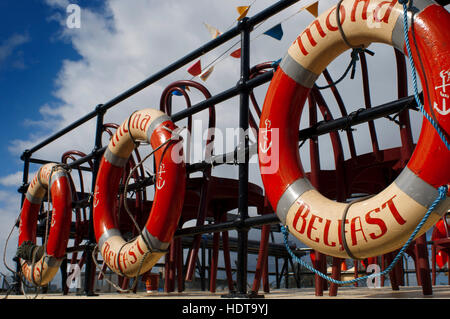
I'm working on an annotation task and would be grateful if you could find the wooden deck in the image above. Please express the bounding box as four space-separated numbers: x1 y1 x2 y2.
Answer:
4 285 450 299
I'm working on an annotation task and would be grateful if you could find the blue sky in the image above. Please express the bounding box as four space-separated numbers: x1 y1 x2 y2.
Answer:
0 1 77 177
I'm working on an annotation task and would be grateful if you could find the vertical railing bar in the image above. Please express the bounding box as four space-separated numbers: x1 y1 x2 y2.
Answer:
237 17 251 297
84 104 105 296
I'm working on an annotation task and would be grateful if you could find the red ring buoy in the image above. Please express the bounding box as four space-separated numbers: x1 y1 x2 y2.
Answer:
17 163 73 286
93 108 186 277
259 0 450 259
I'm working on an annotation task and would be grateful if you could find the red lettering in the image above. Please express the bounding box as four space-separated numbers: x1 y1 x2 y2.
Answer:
307 214 323 243
102 242 119 271
323 219 336 247
140 114 151 131
326 5 346 32
365 207 387 239
351 216 368 246
382 195 406 225
136 239 145 255
373 0 397 23
351 0 370 22
292 202 310 234
297 37 309 56
121 250 129 270
129 249 137 265
102 242 110 263
132 113 141 129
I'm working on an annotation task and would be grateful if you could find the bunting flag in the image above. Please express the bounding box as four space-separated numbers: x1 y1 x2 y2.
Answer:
263 23 283 40
236 6 250 20
230 48 241 58
304 1 319 17
172 86 185 96
187 59 202 76
200 66 215 82
203 22 221 39
189 1 310 80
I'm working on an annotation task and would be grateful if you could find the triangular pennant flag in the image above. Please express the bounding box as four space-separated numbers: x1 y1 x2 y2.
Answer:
305 1 318 18
236 6 250 20
230 48 241 58
263 23 284 41
203 22 221 39
200 66 215 82
187 59 202 77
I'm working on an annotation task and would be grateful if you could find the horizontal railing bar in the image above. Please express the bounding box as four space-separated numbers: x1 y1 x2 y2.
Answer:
28 157 93 172
171 70 274 122
298 94 417 140
174 213 280 238
25 108 101 156
26 93 415 194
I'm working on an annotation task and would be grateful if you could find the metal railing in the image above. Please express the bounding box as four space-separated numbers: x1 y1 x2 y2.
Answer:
16 0 419 297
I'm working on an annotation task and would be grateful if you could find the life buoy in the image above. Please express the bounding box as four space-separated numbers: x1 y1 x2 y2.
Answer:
93 108 186 277
17 163 73 286
259 0 450 259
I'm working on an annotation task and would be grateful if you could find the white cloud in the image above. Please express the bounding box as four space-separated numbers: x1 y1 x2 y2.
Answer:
0 171 24 187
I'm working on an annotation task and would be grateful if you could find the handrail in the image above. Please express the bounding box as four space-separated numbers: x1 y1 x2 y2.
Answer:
21 0 301 158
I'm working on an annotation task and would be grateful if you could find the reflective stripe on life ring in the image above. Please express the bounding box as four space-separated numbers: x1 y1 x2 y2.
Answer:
259 0 450 259
18 163 73 286
93 108 186 277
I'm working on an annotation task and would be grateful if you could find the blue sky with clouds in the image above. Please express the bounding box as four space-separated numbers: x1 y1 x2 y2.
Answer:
0 1 76 177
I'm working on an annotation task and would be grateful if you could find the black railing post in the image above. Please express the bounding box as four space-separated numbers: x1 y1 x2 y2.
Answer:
84 104 105 296
13 150 32 295
224 16 253 298
19 150 31 206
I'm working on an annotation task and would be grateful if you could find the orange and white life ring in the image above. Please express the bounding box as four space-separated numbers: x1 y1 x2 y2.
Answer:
93 108 186 277
259 0 450 259
17 163 73 286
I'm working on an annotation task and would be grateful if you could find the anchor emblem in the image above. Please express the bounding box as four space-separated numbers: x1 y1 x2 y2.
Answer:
434 69 450 116
259 119 272 154
156 163 166 190
93 185 100 208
